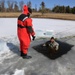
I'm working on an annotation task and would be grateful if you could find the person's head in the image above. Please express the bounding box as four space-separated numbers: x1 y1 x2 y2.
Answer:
50 37 55 43
23 5 32 16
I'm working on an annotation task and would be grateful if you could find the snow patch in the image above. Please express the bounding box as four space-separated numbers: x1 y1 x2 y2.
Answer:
0 39 16 63
13 69 25 75
0 40 10 54
56 61 75 75
0 18 75 38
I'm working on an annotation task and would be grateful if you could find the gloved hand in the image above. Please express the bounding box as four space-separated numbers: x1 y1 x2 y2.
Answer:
32 35 35 41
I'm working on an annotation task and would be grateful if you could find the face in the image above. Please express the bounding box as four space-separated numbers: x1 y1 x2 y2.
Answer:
28 8 32 14
50 39 55 43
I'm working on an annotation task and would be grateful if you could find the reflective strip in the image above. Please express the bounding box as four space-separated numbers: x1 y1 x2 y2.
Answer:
22 17 28 21
18 17 28 28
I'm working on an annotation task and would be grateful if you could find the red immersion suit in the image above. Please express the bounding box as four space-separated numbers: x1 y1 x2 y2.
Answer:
17 5 35 55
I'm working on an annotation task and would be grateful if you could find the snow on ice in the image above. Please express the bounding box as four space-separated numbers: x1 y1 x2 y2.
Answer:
0 18 75 75
0 18 75 38
0 40 9 53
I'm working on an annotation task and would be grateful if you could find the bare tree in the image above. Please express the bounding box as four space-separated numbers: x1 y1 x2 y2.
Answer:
34 4 37 12
27 1 32 8
40 1 45 15
0 1 2 12
14 1 19 12
7 0 14 12
19 0 24 11
0 0 5 12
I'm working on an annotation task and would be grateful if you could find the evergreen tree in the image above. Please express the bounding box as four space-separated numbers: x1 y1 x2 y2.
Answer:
66 6 71 13
72 7 75 14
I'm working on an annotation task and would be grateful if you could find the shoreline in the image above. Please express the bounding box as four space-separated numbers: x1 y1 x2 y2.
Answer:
0 12 75 21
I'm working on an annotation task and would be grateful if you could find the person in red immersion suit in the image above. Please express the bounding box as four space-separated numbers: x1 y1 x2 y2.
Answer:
17 5 35 59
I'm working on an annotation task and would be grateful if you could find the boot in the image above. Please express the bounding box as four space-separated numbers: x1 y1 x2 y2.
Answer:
22 54 32 59
20 51 32 59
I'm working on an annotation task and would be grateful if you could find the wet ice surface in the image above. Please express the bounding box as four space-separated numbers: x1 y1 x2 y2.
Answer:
0 36 75 75
0 18 75 75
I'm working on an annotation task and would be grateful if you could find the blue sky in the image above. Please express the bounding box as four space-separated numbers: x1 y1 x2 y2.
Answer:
16 0 75 9
4 0 75 9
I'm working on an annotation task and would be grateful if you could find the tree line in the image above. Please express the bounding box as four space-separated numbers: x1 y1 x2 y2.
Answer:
0 0 24 12
0 0 75 14
0 0 33 12
52 5 75 14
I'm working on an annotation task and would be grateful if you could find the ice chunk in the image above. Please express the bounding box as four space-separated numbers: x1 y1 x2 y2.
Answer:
13 69 25 75
35 30 44 37
0 40 9 54
44 30 55 37
35 29 55 38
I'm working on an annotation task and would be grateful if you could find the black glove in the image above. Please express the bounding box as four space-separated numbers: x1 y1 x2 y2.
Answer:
32 35 35 41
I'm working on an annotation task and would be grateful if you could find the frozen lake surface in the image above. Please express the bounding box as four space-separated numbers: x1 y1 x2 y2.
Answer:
0 18 75 75
0 18 75 38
